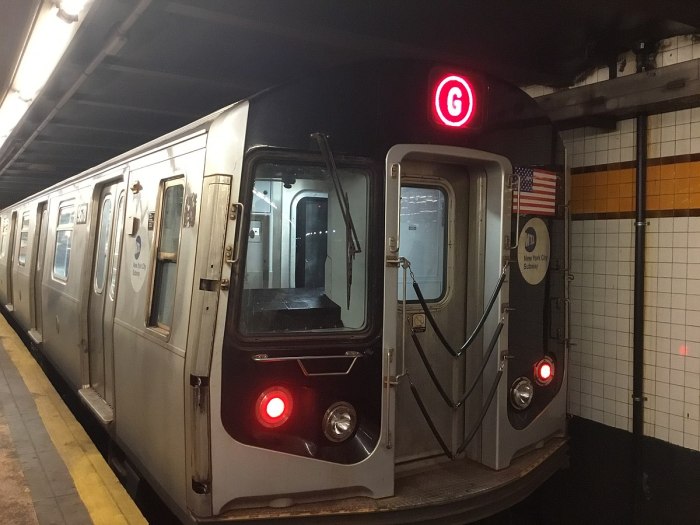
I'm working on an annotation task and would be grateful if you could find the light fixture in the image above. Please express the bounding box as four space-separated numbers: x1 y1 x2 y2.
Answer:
534 356 555 386
322 402 357 442
510 377 534 410
55 0 90 21
0 93 31 142
0 0 92 150
256 387 293 428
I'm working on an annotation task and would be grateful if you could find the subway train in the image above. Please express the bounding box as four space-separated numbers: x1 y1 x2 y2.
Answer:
0 61 568 523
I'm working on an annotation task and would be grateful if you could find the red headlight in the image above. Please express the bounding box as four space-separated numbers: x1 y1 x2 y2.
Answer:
256 387 293 428
534 357 555 386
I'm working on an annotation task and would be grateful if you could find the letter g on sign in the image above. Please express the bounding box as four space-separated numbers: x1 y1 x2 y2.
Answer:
447 87 462 117
434 74 474 127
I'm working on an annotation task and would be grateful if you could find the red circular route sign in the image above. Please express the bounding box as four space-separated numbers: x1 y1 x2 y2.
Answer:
433 74 475 128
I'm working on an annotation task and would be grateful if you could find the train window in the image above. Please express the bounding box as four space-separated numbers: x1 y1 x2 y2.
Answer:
93 194 113 294
17 212 30 266
398 186 447 301
109 192 126 301
149 180 184 331
239 160 369 334
53 203 75 282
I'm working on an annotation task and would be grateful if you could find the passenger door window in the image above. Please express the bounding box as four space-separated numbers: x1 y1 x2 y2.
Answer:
53 203 75 281
93 194 113 294
17 211 30 266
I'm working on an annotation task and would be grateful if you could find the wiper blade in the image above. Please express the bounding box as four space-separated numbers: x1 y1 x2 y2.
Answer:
311 132 361 308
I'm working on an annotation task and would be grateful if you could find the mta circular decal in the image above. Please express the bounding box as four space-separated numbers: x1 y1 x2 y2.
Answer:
524 227 537 252
517 218 550 285
129 231 148 292
433 75 475 128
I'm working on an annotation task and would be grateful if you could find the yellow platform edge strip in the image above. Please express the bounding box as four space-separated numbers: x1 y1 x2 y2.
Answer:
0 316 146 525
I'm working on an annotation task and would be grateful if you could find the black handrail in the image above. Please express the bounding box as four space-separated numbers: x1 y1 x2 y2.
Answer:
410 321 504 409
412 264 507 357
408 364 504 460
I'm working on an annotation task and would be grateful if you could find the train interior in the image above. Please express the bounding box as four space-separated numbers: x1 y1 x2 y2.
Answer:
240 160 369 335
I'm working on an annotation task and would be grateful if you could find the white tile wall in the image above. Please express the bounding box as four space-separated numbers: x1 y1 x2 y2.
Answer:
560 119 637 168
569 218 700 451
526 32 700 453
561 110 700 169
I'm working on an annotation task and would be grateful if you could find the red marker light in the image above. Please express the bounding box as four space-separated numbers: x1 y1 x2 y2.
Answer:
256 387 293 428
534 357 555 386
433 74 475 128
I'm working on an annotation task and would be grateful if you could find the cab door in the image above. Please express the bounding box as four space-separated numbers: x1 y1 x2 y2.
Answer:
385 144 511 468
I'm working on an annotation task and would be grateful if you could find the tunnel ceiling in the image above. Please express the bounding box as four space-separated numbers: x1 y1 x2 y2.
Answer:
0 0 698 208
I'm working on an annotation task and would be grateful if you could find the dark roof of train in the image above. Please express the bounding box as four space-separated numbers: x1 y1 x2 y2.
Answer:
0 0 697 208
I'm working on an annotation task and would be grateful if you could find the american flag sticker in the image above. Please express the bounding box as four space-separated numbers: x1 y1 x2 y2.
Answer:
512 167 557 216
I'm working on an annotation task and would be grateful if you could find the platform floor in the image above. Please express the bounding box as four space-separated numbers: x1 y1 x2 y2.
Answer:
0 315 145 525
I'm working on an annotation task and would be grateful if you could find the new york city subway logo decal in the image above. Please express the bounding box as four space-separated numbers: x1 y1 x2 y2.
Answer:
517 217 550 286
432 74 475 128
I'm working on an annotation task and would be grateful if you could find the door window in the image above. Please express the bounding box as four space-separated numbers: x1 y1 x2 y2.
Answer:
53 202 75 282
93 194 113 294
109 192 126 301
397 186 447 301
18 211 30 266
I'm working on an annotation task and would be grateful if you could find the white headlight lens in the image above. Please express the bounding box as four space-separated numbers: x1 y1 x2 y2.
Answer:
322 402 357 442
510 377 534 410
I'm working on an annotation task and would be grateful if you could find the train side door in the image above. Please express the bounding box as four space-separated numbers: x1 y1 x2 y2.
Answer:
84 181 124 421
30 203 48 343
4 212 17 310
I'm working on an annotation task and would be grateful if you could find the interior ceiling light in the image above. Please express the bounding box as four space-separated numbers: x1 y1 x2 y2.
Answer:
0 0 92 148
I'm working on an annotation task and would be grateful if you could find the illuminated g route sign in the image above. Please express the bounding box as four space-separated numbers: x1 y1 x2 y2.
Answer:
432 74 475 128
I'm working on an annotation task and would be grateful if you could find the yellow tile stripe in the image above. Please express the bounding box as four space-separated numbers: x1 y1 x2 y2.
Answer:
0 316 146 525
571 160 700 214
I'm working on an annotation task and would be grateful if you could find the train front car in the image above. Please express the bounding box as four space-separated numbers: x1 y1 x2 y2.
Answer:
199 62 568 522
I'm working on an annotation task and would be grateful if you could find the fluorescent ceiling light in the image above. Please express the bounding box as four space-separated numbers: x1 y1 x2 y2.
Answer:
57 0 90 21
0 93 31 141
13 9 76 100
0 0 92 148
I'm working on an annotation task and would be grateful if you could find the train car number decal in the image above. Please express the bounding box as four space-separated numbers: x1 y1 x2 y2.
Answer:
517 217 550 285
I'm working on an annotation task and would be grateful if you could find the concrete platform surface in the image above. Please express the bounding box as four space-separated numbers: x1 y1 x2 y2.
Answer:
0 314 146 524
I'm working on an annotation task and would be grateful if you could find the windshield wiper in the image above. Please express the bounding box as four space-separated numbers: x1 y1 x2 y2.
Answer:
311 132 362 309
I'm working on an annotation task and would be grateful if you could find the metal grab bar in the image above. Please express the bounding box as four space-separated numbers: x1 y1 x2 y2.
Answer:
225 202 245 264
510 172 521 250
252 351 363 377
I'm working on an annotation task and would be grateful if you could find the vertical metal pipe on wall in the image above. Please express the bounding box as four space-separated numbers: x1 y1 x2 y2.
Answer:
632 114 647 523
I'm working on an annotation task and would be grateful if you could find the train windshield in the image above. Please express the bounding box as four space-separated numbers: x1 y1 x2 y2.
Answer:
238 160 370 334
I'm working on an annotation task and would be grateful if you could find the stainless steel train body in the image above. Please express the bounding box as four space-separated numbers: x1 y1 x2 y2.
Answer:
0 61 568 523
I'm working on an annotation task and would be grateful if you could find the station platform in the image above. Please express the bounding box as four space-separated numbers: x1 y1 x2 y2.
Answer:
0 314 145 525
